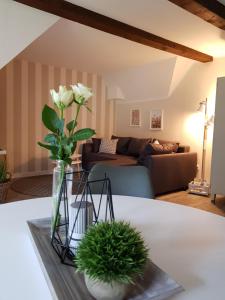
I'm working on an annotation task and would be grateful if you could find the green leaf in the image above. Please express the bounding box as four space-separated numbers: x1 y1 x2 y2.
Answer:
49 155 58 160
60 136 70 145
72 128 95 142
64 143 74 155
42 105 64 134
38 142 58 154
0 160 9 183
64 157 72 165
66 120 77 133
44 133 57 144
71 142 77 155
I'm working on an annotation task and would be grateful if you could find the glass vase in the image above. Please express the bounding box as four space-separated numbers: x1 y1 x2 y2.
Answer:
51 160 73 237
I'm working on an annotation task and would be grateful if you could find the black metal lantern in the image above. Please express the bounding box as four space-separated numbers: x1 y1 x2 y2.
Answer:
51 170 115 266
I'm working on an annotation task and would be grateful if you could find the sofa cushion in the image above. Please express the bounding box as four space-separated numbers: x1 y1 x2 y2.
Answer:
127 138 151 156
111 135 131 154
103 154 137 166
92 138 101 153
85 152 118 162
84 153 138 170
99 138 118 154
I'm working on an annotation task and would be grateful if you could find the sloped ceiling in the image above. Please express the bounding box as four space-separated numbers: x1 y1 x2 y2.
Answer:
18 18 173 73
18 0 225 73
13 0 225 101
0 0 59 69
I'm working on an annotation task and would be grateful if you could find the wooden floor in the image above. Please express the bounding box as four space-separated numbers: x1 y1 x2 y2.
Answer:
3 184 225 217
157 191 225 217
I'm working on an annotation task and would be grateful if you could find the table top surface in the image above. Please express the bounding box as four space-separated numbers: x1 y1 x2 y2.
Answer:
0 196 225 300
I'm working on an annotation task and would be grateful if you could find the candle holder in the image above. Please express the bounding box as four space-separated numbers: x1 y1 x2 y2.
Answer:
51 170 114 266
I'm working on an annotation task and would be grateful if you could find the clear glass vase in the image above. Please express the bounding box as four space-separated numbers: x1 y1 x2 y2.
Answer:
51 160 73 237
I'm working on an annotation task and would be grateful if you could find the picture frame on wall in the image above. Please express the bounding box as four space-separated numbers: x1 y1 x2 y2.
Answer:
130 108 141 127
150 109 163 130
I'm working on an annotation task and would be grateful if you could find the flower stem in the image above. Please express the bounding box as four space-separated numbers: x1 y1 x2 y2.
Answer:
60 108 64 120
58 108 64 160
71 104 81 136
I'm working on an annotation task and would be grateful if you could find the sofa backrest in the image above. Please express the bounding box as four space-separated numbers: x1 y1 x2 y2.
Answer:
90 136 189 157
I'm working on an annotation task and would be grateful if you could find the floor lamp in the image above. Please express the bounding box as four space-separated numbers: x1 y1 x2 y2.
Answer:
189 98 214 196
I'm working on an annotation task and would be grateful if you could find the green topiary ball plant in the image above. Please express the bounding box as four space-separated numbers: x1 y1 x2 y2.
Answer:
75 221 149 285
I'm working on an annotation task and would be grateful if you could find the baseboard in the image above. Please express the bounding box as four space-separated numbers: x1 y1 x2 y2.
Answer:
13 169 52 179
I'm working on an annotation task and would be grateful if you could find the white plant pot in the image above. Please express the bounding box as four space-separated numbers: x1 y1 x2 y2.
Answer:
84 274 126 300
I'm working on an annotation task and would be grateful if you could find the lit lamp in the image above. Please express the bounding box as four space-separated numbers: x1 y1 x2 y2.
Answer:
189 98 214 196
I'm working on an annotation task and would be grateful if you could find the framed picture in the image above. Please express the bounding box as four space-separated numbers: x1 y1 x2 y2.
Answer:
130 109 141 127
150 109 163 130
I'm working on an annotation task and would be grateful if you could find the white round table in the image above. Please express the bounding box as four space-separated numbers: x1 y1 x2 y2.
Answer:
0 196 225 300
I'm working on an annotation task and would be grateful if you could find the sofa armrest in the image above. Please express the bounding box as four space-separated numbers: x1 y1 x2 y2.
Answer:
82 143 93 155
177 145 190 153
142 152 197 195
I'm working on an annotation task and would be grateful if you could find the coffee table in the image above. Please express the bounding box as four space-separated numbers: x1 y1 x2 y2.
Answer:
0 196 225 300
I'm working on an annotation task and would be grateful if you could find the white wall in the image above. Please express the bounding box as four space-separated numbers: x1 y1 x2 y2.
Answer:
211 77 225 197
114 57 225 182
0 0 59 69
104 58 176 102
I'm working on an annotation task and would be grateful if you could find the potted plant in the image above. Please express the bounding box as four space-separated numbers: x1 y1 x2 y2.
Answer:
0 160 11 203
75 221 149 300
38 84 95 234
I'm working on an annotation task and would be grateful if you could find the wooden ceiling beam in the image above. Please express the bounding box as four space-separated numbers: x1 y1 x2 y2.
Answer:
169 0 225 30
14 0 213 63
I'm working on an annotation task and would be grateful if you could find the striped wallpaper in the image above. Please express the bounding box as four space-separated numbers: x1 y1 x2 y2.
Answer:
0 59 114 176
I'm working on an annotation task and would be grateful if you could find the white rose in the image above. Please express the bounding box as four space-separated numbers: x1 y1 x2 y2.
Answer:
50 89 60 105
71 83 93 104
50 85 73 109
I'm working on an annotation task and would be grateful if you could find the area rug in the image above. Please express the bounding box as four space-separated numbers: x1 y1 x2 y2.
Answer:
11 174 83 197
11 175 53 197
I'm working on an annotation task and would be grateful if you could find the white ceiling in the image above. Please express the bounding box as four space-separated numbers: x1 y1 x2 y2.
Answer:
18 0 225 73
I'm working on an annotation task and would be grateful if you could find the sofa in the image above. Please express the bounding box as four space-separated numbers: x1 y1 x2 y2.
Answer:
82 136 197 195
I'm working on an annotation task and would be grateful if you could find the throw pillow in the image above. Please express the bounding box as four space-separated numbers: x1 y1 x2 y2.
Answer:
147 143 174 155
153 139 179 153
153 139 160 145
92 138 102 153
138 142 175 165
127 138 151 157
164 143 179 153
99 138 118 154
111 135 131 154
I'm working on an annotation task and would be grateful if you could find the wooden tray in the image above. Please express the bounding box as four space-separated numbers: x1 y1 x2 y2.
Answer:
27 218 184 300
